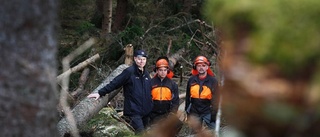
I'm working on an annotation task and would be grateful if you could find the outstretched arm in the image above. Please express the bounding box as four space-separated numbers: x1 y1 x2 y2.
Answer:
98 68 131 96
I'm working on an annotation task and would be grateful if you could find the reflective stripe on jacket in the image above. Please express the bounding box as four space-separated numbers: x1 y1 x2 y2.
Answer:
190 84 212 99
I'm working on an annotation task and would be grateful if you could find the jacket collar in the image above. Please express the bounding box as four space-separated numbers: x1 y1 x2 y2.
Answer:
155 75 169 82
194 74 210 82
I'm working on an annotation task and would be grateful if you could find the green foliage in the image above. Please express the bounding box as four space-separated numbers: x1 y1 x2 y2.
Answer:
204 0 320 77
118 25 144 44
76 21 95 35
59 0 95 32
91 11 103 29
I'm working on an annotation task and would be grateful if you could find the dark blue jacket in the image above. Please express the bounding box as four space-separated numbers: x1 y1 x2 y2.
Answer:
98 63 153 116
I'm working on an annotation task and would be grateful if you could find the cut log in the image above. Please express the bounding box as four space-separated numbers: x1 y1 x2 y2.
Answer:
124 44 133 65
57 64 129 136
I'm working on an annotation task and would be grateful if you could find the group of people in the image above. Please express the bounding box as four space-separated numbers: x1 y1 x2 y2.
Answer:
87 49 219 135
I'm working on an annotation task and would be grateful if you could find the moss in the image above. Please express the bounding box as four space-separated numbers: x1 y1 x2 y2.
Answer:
86 108 135 137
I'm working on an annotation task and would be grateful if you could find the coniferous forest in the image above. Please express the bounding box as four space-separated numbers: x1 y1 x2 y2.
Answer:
1 0 320 137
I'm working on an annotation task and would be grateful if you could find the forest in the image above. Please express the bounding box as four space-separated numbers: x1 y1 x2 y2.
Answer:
1 0 320 137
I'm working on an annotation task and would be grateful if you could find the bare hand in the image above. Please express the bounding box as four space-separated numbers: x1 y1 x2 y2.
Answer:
87 93 100 100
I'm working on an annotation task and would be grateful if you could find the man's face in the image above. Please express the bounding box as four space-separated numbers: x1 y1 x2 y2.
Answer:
134 56 147 68
157 67 168 79
196 63 208 75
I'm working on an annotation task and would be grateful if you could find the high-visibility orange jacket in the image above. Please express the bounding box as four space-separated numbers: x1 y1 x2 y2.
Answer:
185 74 218 114
151 76 179 114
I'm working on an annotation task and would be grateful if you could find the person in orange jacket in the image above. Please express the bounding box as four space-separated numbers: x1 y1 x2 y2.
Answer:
150 56 179 124
185 55 219 130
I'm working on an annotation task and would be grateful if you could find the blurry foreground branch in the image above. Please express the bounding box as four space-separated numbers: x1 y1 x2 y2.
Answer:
58 37 98 137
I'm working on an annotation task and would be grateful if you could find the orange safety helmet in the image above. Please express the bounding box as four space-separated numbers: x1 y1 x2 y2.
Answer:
192 55 214 76
156 58 169 68
194 56 211 66
154 56 174 79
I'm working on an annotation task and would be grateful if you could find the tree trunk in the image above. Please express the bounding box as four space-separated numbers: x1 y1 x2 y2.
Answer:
112 0 128 32
0 0 58 136
57 64 129 136
101 0 113 37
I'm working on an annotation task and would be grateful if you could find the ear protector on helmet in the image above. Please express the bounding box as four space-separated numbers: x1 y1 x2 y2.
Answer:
193 64 196 70
192 55 211 69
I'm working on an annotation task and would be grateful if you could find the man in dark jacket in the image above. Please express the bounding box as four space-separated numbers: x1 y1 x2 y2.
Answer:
88 49 153 134
185 55 219 130
150 56 179 124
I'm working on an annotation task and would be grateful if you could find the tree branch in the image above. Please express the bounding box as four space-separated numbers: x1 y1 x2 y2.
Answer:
57 54 100 82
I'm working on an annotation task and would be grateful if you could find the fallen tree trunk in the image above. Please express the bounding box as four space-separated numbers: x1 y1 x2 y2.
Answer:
168 48 187 69
57 64 129 136
59 38 99 137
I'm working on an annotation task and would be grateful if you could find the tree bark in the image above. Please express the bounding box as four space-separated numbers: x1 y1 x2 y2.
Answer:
101 0 113 37
112 0 128 32
57 64 129 136
0 0 58 136
124 44 134 65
